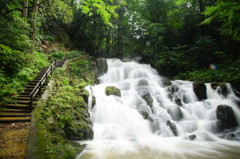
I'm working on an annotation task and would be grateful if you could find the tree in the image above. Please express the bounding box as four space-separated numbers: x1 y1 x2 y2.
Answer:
202 0 240 41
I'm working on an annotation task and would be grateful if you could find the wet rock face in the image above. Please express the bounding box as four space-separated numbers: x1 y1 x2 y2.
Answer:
166 120 178 136
138 79 149 86
193 82 207 101
105 86 121 97
167 106 182 121
96 58 108 75
231 82 240 98
140 111 153 122
216 105 238 131
211 83 228 97
142 92 153 108
137 79 153 107
189 134 197 140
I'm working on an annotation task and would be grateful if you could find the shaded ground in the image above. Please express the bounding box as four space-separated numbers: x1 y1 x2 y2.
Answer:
0 122 30 159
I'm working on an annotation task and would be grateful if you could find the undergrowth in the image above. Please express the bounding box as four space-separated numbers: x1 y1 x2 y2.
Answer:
35 53 96 158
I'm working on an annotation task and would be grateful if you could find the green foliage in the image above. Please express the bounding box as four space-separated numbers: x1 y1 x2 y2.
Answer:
0 48 49 104
0 44 27 76
43 0 73 24
0 11 31 51
177 60 240 83
79 0 120 26
35 55 96 158
202 0 240 41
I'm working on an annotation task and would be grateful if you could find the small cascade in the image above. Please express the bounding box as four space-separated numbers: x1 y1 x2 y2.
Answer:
77 59 240 159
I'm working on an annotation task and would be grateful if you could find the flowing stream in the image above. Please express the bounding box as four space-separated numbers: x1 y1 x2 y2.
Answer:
77 59 240 159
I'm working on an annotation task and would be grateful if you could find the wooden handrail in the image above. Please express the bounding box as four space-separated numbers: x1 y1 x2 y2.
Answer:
28 55 66 111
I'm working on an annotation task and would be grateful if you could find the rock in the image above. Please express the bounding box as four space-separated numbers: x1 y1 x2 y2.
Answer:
193 82 207 101
142 92 153 107
224 133 236 140
174 98 182 106
138 79 149 86
162 78 172 86
96 58 108 75
141 111 153 122
211 83 228 96
137 80 153 107
166 120 178 136
92 96 96 108
189 134 197 140
167 105 182 121
81 89 89 104
216 105 238 131
66 122 93 140
167 84 179 95
105 86 121 97
231 82 240 98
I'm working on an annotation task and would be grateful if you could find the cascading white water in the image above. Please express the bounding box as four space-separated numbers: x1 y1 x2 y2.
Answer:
77 59 240 159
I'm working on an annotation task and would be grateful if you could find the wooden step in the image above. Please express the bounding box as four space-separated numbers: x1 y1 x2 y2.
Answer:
0 112 31 117
16 100 30 104
0 108 30 113
18 95 30 98
21 92 30 95
25 85 36 88
17 97 38 101
0 116 31 123
24 88 34 91
4 104 31 109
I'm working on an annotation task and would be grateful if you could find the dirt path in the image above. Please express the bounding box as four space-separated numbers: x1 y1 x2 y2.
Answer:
0 122 30 159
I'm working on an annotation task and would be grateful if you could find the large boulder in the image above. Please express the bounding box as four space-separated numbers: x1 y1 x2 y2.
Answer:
96 58 108 75
166 120 178 136
105 86 121 97
193 82 207 101
216 105 238 130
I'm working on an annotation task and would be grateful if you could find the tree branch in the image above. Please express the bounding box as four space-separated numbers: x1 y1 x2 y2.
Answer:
0 0 50 17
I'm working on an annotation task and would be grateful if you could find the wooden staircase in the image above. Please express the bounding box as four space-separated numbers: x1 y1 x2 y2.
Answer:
0 57 65 123
0 68 48 123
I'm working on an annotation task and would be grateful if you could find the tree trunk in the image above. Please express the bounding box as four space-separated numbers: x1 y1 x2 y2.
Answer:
31 0 39 54
22 0 29 18
198 0 204 13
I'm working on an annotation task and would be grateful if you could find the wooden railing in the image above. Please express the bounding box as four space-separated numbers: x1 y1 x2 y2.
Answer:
29 55 66 111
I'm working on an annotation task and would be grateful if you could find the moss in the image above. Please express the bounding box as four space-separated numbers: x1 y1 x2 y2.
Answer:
105 86 121 97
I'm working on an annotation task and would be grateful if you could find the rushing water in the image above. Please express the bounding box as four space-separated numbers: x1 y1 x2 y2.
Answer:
77 59 240 159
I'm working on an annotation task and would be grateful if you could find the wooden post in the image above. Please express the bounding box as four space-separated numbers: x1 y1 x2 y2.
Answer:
38 82 42 96
46 74 48 85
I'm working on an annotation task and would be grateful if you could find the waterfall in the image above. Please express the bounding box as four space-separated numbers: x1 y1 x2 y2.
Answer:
77 59 240 159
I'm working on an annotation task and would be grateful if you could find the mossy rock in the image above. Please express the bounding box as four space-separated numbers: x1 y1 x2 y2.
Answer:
65 121 93 140
142 92 153 107
105 86 121 97
81 89 89 104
